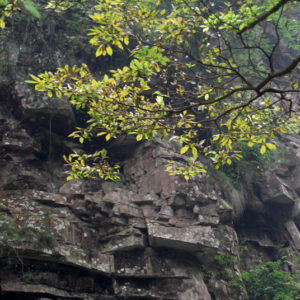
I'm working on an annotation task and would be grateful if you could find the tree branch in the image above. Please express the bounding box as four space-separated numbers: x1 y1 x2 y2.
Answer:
238 0 292 34
255 54 300 92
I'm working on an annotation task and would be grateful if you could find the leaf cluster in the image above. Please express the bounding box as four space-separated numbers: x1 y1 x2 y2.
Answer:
241 259 300 300
24 0 300 180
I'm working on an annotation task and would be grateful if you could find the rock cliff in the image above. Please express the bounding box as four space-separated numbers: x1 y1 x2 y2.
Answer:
0 6 299 300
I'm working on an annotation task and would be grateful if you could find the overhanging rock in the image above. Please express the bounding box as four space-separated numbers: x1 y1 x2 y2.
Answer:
147 221 220 251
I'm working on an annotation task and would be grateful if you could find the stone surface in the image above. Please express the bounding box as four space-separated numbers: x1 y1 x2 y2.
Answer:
285 220 300 250
0 6 299 300
147 222 220 251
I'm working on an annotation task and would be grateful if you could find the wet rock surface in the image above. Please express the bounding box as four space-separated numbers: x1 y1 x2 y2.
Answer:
0 7 299 300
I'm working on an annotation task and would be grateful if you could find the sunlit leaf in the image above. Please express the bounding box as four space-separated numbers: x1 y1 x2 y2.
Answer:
106 46 113 56
0 19 5 29
191 146 198 160
260 145 266 154
136 134 143 141
180 145 189 155
266 143 276 150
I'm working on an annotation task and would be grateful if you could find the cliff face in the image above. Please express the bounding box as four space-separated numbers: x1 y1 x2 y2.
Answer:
0 7 299 300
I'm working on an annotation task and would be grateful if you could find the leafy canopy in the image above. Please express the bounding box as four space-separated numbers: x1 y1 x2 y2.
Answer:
0 0 89 28
241 259 300 300
19 0 300 180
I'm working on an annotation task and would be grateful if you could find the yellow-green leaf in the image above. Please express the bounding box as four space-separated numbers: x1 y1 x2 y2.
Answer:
56 90 62 98
29 74 41 82
260 145 266 154
226 118 232 130
156 95 164 106
191 146 198 160
97 132 107 136
124 36 129 45
166 165 173 171
180 145 189 155
106 46 113 56
136 134 143 141
96 47 103 57
213 48 220 55
0 19 5 29
266 143 276 150
279 128 287 134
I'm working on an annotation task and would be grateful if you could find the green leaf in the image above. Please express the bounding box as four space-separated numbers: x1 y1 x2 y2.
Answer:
239 23 245 31
156 95 164 106
136 134 143 141
0 0 7 6
24 0 41 19
180 145 189 155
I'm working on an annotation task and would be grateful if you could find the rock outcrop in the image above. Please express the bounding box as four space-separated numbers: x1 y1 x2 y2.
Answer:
0 5 299 300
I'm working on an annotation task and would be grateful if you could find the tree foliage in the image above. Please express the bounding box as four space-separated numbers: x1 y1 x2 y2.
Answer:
10 0 300 180
0 0 88 28
241 259 300 300
0 0 41 27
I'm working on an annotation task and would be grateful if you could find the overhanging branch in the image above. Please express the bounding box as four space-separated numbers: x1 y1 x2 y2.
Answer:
238 0 292 34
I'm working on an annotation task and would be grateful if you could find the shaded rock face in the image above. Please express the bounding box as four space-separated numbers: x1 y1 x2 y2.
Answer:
0 8 300 300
